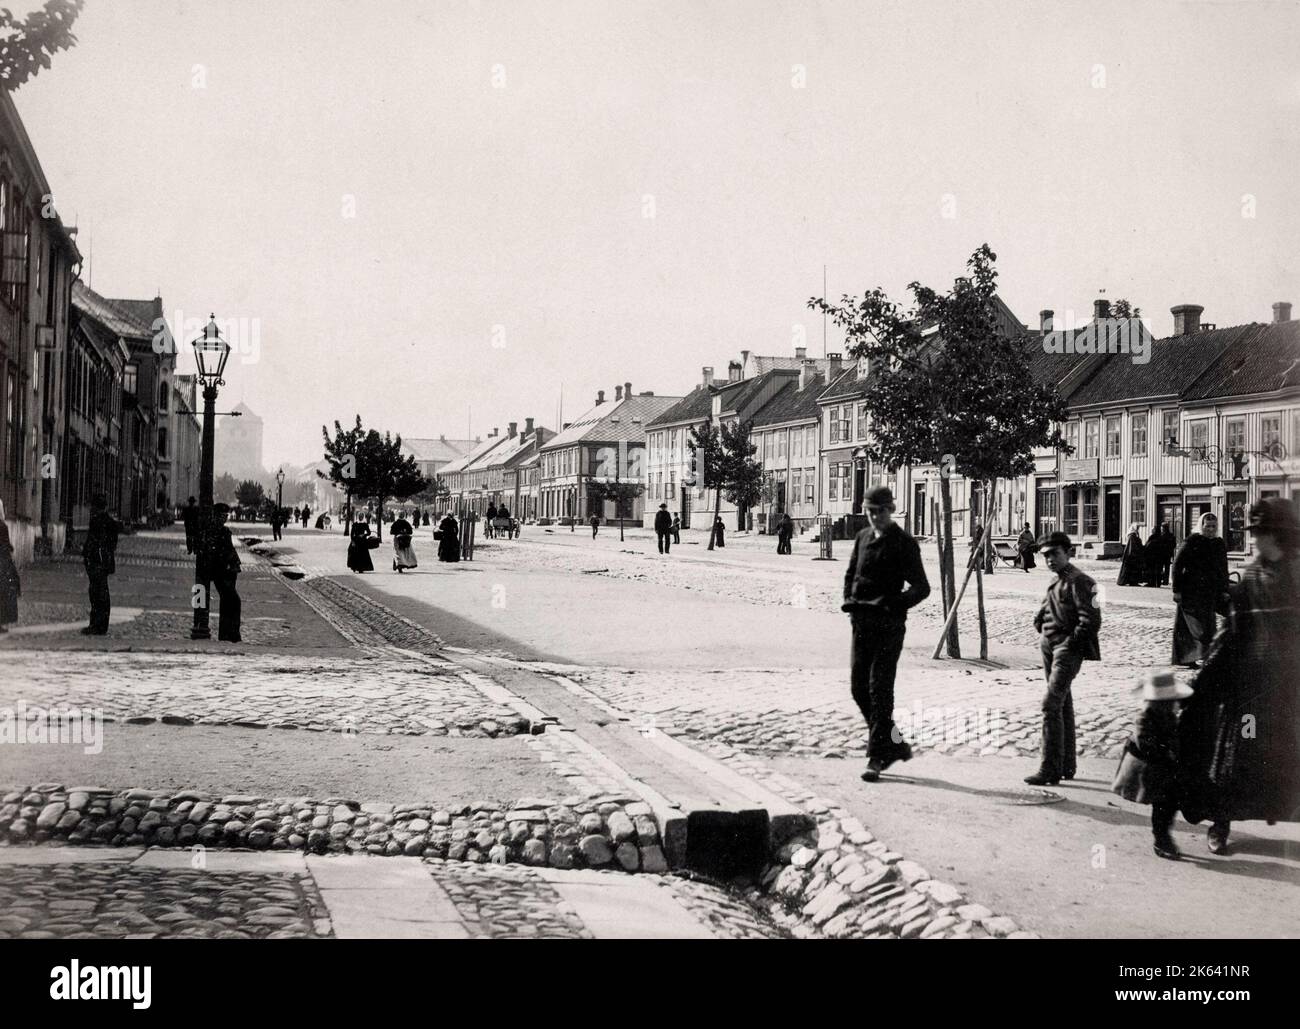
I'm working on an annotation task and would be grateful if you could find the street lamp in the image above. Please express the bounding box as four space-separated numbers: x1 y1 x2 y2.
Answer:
276 467 285 523
190 314 231 640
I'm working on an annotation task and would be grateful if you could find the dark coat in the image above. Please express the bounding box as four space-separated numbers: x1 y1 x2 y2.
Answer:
437 516 460 562
1016 529 1036 570
654 509 672 533
83 512 119 578
842 522 930 623
1178 554 1300 825
1112 702 1181 805
777 515 794 539
1034 564 1102 660
1171 533 1229 664
1116 532 1146 585
0 522 19 625
390 517 413 540
200 525 241 582
347 522 374 572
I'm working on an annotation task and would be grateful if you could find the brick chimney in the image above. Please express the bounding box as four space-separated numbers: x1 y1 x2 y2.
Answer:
1171 304 1204 336
799 359 815 391
596 389 605 405
1093 298 1110 320
508 421 517 438
827 352 843 380
727 360 741 382
702 366 714 388
624 381 632 401
491 427 499 437
524 417 534 434
1040 309 1054 332
1273 301 1292 323
795 346 807 360
614 385 623 402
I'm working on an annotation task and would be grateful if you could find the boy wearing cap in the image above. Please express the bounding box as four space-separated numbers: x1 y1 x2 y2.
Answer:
1113 671 1193 860
842 485 931 782
1027 531 1101 786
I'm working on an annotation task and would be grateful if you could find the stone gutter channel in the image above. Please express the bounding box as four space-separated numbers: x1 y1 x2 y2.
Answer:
0 538 1035 939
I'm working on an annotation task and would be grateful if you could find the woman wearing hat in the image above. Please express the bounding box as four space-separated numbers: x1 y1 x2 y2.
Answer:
1178 498 1300 855
1169 511 1229 666
1112 670 1194 860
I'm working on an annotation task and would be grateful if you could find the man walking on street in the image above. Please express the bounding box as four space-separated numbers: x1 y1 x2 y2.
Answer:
842 486 930 782
590 513 599 538
202 503 243 643
654 503 673 554
82 494 119 636
1026 531 1101 785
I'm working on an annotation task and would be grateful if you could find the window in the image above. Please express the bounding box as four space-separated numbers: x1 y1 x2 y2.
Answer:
805 427 816 456
1105 416 1121 458
1225 417 1245 455
1084 420 1100 459
1261 413 1282 452
828 464 838 501
123 364 138 395
1082 486 1099 536
828 408 839 445
791 470 801 506
777 431 787 460
1063 486 1079 535
159 381 169 412
857 403 868 440
1130 482 1146 528
805 472 815 505
840 408 851 442
1131 412 1147 457
1065 421 1079 456
1161 410 1178 449
764 433 775 463
158 428 168 458
792 430 802 460
1188 419 1209 455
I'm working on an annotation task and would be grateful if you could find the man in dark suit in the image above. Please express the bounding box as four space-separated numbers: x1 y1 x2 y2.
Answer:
201 503 242 643
82 494 119 636
842 486 931 782
1027 531 1101 785
654 503 673 554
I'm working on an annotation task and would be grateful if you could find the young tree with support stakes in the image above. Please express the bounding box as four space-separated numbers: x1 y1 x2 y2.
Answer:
810 244 1070 658
720 420 765 533
354 429 428 542
320 416 366 533
687 419 724 550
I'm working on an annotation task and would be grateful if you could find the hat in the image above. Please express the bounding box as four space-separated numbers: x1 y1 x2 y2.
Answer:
213 502 231 515
864 486 895 510
659 503 667 509
1246 497 1300 539
1136 670 1193 702
1035 530 1073 553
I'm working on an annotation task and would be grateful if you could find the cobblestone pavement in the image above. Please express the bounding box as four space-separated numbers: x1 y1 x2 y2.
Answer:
0 861 328 939
0 651 528 738
424 859 593 938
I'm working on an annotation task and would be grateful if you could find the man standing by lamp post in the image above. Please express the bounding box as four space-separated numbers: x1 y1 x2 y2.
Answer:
189 315 231 641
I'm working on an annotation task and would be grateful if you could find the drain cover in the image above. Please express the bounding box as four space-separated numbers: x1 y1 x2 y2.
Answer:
996 787 1066 806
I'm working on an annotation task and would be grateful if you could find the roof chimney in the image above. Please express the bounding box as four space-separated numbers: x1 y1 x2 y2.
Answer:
439 434 446 442
1093 298 1110 320
1171 304 1204 336
727 360 742 382
624 381 631 401
795 346 807 360
701 366 714 388
524 417 534 434
1273 301 1292 324
614 385 623 402
799 359 815 391
508 421 517 438
596 389 605 405
827 352 843 380
492 426 499 437
740 350 751 376
1040 309 1054 332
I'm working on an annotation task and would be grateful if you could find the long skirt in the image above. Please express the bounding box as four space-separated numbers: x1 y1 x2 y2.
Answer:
1171 597 1215 665
438 537 460 563
347 541 374 572
393 537 418 569
1018 546 1036 571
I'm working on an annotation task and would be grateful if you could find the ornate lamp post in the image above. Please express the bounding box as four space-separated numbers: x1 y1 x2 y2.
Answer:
276 467 285 523
190 315 231 640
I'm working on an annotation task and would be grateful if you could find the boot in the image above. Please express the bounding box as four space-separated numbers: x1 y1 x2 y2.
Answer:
1024 770 1060 786
1207 821 1230 855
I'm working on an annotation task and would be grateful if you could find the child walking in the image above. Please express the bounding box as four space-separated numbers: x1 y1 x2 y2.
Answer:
1112 670 1194 860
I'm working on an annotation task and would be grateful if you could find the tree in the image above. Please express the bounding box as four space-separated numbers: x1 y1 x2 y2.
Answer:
810 244 1070 658
412 474 450 510
720 420 765 532
0 0 83 90
235 479 265 514
321 416 366 533
687 419 724 550
354 428 427 541
1110 298 1141 319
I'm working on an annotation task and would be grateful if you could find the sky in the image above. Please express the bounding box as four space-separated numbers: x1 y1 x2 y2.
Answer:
12 0 1299 469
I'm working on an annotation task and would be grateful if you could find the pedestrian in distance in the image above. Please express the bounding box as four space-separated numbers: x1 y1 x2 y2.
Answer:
1111 670 1194 860
82 494 119 636
776 512 794 555
202 503 242 643
0 499 19 634
347 519 375 572
1143 524 1164 587
1116 523 1146 586
1016 522 1036 572
1177 498 1300 857
654 503 673 554
301 505 311 528
485 503 498 539
270 506 284 541
590 513 599 539
181 496 199 554
1026 531 1100 786
671 514 681 546
712 515 726 548
391 514 417 572
1157 522 1176 586
436 512 461 562
841 486 930 783
1170 512 1229 667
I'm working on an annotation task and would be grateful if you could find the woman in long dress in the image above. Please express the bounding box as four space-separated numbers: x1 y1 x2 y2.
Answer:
391 514 417 572
0 500 19 633
437 513 461 563
1016 523 1036 572
1116 523 1147 585
1178 498 1300 855
1170 512 1229 666
347 520 374 572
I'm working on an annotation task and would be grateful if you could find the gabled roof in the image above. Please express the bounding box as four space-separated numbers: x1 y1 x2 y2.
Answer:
72 281 154 340
440 433 511 476
1180 320 1300 402
402 437 476 463
647 385 715 428
818 365 872 402
463 427 553 472
751 373 827 427
541 393 683 450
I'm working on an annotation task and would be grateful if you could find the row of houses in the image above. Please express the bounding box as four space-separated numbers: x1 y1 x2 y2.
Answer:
0 92 200 566
425 294 1298 559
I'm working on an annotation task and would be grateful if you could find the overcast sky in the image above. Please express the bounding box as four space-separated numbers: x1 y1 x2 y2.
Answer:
14 0 1299 468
